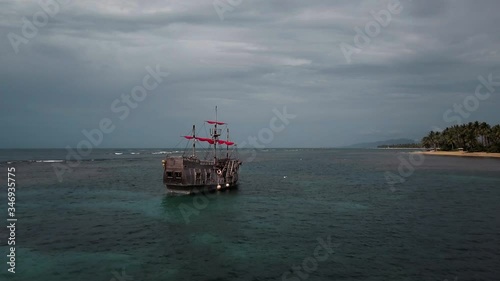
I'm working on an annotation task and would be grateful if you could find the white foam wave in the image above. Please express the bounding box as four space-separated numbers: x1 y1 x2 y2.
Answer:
152 151 170 155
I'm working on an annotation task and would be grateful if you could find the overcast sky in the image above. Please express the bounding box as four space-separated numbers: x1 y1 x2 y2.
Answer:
1 0 499 148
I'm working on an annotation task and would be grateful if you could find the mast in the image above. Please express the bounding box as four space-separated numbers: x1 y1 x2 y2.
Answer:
213 106 218 164
226 127 229 159
192 124 196 157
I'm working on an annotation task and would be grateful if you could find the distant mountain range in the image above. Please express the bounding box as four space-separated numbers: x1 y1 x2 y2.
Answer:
342 138 418 149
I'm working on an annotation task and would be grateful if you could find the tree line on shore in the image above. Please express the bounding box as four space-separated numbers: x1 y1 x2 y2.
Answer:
421 121 500 152
377 143 421 149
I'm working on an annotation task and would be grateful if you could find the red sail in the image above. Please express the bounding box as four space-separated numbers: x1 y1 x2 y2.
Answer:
206 120 226 125
217 140 235 146
195 137 215 144
188 137 233 145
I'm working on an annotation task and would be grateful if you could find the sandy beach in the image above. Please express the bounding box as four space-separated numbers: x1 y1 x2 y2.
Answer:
414 150 500 158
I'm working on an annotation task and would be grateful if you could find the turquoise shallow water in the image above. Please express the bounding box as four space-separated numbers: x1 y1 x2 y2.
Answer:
0 149 499 281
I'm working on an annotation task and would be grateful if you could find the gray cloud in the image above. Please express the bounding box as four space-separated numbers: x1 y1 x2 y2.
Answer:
1 0 499 148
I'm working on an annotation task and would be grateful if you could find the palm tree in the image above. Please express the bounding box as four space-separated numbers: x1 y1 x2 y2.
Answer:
450 125 461 149
479 122 491 146
464 122 479 151
490 125 500 145
422 131 438 150
421 136 431 149
442 128 455 150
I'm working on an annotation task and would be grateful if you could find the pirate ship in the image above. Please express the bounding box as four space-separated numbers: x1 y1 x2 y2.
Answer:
162 107 241 194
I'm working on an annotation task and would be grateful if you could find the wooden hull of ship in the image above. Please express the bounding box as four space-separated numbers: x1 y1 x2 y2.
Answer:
163 156 240 195
165 183 238 195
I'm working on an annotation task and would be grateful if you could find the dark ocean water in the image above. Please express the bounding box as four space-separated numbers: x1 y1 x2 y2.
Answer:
0 148 499 281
